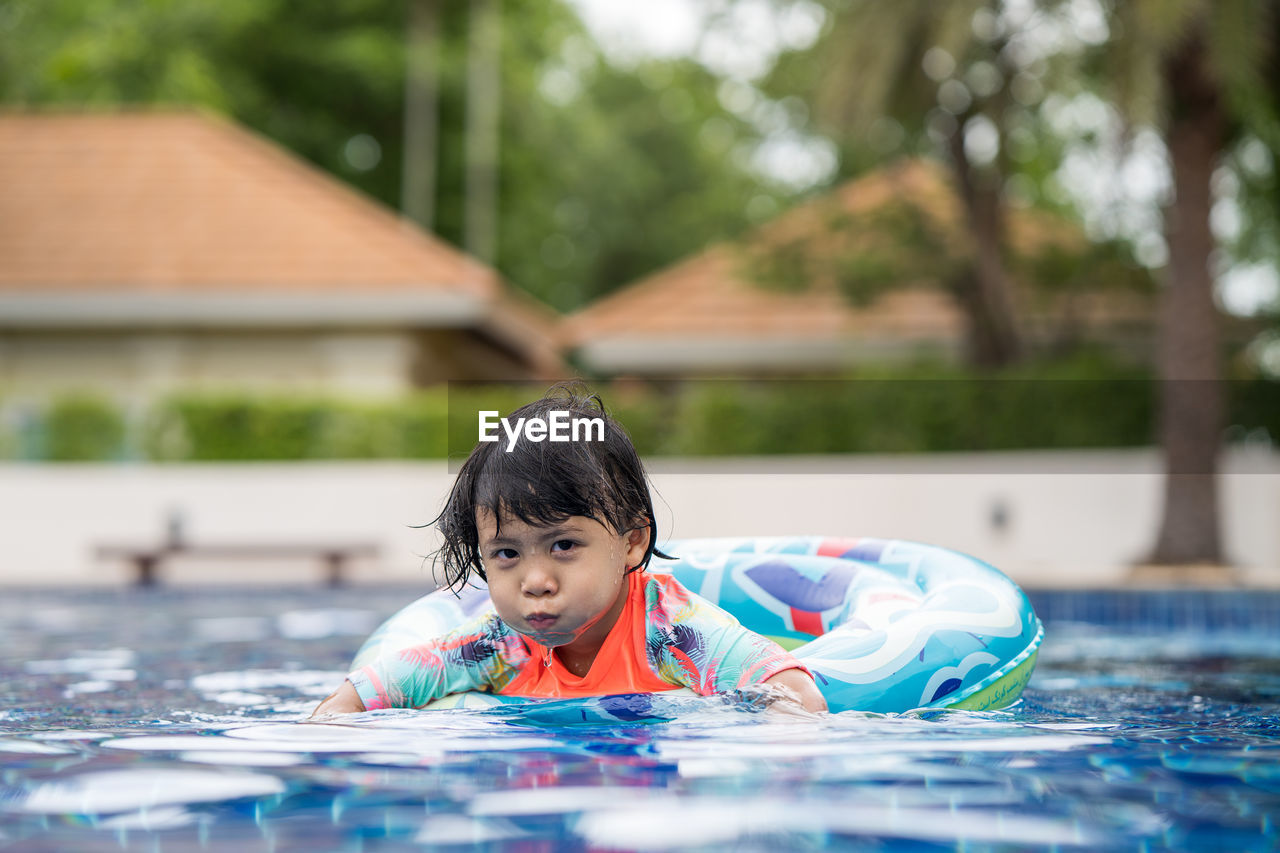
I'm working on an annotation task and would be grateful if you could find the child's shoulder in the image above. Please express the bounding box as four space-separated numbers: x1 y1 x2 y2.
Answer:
640 571 734 625
638 570 692 603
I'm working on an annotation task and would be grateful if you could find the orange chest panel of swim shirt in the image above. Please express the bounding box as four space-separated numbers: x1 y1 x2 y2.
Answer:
500 570 679 698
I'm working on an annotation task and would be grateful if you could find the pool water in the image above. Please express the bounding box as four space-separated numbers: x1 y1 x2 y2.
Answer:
0 586 1277 851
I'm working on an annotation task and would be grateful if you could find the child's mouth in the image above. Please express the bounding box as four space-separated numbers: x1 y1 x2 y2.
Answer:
525 614 558 630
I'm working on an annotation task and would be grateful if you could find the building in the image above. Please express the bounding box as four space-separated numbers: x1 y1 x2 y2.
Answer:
566 159 1153 377
0 111 562 403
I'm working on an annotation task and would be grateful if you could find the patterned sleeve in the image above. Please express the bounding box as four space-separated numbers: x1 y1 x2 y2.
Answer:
643 575 809 695
347 612 529 710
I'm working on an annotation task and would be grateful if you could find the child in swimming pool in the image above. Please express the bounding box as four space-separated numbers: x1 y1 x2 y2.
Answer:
312 386 826 716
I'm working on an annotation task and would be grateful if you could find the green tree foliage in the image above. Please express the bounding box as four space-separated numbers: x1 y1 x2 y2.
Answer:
758 0 1101 366
495 54 783 309
0 0 781 311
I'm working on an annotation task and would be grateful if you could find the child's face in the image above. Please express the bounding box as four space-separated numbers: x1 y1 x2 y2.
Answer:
477 509 648 656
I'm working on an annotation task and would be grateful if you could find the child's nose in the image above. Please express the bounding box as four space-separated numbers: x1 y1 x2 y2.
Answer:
521 562 558 596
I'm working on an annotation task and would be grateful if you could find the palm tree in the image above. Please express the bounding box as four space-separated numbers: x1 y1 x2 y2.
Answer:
775 0 1276 566
1097 0 1278 566
770 0 1024 366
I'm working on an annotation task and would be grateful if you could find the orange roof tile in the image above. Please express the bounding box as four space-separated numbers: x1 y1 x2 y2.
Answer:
0 111 499 297
566 158 1151 371
566 160 967 352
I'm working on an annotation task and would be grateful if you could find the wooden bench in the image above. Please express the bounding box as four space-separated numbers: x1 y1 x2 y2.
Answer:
95 540 379 587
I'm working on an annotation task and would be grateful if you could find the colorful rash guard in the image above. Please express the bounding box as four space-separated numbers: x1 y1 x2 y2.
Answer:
348 570 808 710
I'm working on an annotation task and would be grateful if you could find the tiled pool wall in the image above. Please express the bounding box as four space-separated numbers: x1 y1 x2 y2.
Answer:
1028 589 1280 631
3 584 1279 632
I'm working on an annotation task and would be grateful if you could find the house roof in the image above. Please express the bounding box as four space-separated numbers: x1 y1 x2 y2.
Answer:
566 159 1151 374
567 250 965 373
0 111 561 374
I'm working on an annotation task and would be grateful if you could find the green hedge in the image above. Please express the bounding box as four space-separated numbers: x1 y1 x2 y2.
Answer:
43 394 127 461
3 360 1276 462
144 391 450 461
629 367 1161 457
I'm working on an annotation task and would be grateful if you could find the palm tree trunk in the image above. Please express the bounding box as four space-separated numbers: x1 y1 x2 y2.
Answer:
1148 30 1226 565
946 124 1022 367
465 0 501 264
402 0 440 230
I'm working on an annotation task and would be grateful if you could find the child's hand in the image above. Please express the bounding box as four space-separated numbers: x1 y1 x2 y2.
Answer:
762 669 828 714
309 680 366 719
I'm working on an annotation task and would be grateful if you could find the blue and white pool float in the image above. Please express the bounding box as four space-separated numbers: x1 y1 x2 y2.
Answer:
353 536 1043 716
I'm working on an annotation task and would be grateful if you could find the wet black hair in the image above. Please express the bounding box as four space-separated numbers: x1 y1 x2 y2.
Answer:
433 383 668 591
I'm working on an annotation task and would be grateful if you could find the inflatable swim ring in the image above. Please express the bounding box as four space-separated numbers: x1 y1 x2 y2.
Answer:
352 537 1042 716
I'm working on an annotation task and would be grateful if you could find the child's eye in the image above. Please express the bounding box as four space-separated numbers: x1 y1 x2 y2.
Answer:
491 548 518 561
551 540 578 553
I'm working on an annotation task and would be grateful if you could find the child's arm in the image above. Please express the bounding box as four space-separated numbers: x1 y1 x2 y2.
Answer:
646 577 828 712
310 614 524 716
763 668 827 713
310 680 365 718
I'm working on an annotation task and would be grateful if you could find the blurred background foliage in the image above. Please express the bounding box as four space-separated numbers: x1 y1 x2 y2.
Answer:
1 0 1275 321
5 356 1279 462
0 0 784 312
0 1 1277 489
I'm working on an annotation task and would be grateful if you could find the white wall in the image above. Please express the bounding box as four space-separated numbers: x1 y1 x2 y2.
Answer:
1 448 1275 588
0 330 416 402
